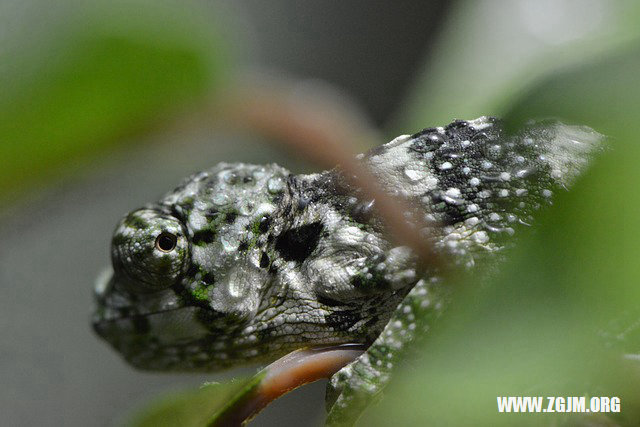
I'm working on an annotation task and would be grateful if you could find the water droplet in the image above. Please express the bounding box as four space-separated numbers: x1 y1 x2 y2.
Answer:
404 166 427 182
446 240 459 249
445 187 461 198
515 169 531 178
469 177 480 186
267 177 285 194
228 280 243 298
219 170 237 184
220 234 239 252
194 171 209 181
239 202 254 215
443 188 462 205
473 231 489 244
465 216 479 226
253 169 266 180
439 162 453 170
213 193 229 206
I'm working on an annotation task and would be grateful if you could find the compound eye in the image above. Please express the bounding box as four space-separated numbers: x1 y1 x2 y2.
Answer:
155 232 177 252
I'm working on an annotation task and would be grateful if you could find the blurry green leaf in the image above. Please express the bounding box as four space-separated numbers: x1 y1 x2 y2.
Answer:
0 0 230 204
395 0 640 132
504 47 640 139
503 45 640 327
362 42 640 427
131 374 263 427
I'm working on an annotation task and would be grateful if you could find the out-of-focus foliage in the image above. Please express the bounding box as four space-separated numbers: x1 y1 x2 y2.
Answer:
396 0 640 131
0 0 228 204
131 374 260 427
360 42 640 427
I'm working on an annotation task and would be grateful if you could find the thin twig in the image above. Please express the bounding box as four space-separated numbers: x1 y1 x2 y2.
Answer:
209 345 365 426
218 78 443 269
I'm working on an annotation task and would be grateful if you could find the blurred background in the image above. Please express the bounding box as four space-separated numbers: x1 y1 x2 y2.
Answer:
2 1 640 426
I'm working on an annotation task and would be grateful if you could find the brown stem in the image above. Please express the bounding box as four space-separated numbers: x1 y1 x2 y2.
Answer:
209 345 365 426
219 80 443 269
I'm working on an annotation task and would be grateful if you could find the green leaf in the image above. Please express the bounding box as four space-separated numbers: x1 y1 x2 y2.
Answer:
0 0 229 204
395 0 640 132
131 374 263 427
361 43 640 427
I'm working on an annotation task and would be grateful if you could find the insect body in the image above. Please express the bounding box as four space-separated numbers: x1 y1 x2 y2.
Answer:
92 117 602 401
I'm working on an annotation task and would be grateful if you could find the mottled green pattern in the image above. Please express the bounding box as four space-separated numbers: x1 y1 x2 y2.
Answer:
92 117 602 423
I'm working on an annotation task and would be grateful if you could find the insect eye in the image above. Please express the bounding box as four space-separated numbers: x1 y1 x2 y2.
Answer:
155 232 177 252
